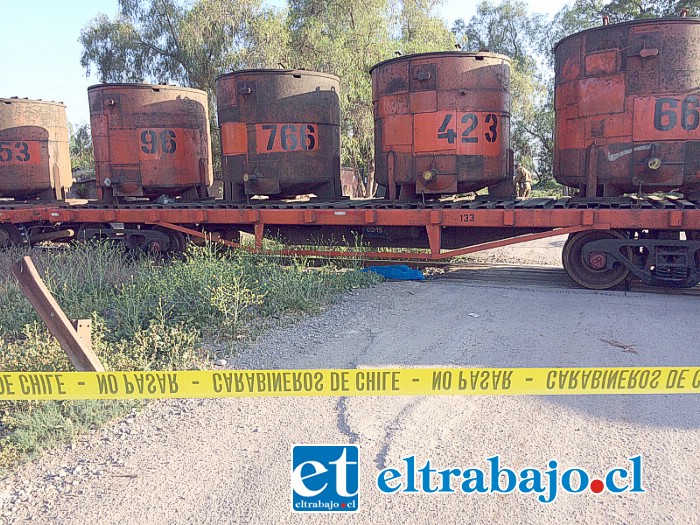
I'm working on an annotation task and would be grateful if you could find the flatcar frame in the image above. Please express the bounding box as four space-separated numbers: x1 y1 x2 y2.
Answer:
3 195 700 289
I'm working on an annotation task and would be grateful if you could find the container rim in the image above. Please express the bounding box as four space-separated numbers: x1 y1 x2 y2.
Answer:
215 69 340 82
553 16 700 52
0 97 66 107
87 83 207 95
369 51 511 73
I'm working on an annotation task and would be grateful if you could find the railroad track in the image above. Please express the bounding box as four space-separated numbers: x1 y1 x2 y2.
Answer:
12 243 700 296
412 260 700 297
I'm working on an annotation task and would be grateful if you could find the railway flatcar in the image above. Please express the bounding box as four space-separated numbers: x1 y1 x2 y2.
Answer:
2 17 700 291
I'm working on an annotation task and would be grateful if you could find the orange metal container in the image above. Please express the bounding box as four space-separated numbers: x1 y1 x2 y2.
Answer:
88 84 213 200
0 98 71 200
554 17 700 197
370 52 512 199
216 70 341 201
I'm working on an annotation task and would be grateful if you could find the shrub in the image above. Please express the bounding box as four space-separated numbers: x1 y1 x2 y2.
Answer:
0 241 381 473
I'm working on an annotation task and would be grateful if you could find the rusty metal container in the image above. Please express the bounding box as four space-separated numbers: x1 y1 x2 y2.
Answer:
370 52 511 200
216 70 341 201
0 98 71 200
88 83 212 200
554 17 700 197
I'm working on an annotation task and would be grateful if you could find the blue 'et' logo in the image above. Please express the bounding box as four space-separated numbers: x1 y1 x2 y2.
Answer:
291 444 359 512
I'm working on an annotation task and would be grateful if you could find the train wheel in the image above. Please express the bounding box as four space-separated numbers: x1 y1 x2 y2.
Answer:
167 230 188 253
562 230 630 290
149 226 188 253
0 224 22 248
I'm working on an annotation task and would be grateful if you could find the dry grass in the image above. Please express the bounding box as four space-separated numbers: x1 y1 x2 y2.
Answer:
0 242 381 473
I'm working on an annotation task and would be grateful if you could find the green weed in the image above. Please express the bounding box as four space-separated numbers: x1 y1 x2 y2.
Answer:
0 240 381 474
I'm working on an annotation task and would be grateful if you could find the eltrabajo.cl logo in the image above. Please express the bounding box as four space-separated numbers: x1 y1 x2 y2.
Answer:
377 455 644 503
291 444 359 512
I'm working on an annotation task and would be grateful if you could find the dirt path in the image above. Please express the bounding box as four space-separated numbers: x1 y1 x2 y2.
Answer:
2 238 699 524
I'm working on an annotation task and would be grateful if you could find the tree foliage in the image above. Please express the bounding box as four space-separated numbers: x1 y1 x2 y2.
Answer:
453 0 553 180
395 0 455 55
80 0 454 176
452 0 545 60
68 123 94 172
80 0 289 94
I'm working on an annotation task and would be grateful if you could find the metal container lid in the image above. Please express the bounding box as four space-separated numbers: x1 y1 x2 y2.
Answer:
553 16 700 52
369 50 511 74
1 97 65 107
215 69 339 82
87 83 207 96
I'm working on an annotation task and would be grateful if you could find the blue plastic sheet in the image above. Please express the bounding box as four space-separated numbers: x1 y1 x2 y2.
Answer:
362 264 424 281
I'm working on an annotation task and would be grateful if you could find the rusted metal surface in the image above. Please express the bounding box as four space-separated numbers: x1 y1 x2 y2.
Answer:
554 17 700 197
11 256 104 372
5 198 700 289
370 52 512 199
88 83 213 201
15 196 700 253
0 98 71 200
216 69 341 201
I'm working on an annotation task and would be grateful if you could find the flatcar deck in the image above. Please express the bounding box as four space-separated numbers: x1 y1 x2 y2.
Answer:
3 196 700 291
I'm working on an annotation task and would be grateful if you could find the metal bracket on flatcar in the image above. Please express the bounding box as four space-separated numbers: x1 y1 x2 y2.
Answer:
77 227 174 253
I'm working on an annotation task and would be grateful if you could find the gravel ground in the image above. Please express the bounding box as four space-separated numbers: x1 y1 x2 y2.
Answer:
1 237 699 524
457 235 567 267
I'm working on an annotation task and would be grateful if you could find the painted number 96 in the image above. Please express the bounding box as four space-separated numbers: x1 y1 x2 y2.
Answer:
140 129 177 155
654 97 700 132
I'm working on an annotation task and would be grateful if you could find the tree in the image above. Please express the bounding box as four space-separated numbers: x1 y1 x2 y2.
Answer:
550 0 699 40
69 123 94 172
394 0 455 55
80 0 290 93
287 0 453 195
452 0 545 60
453 0 554 181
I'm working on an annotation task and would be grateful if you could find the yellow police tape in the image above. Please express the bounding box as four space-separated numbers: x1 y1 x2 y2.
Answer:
1 367 700 400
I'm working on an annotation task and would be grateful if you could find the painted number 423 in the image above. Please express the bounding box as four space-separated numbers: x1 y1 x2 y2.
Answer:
438 113 498 144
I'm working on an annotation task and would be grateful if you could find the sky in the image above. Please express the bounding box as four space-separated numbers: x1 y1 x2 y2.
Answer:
0 0 572 127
